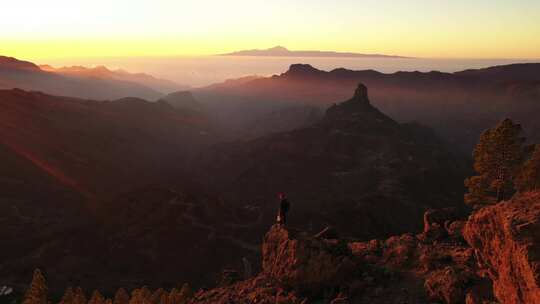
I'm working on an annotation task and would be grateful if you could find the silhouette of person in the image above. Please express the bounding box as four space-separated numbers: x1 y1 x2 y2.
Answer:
277 192 290 225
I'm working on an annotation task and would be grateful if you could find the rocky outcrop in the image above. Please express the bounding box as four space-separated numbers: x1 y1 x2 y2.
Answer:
347 209 493 304
261 225 357 295
464 191 540 304
424 266 474 304
324 83 395 125
421 207 463 242
256 210 496 303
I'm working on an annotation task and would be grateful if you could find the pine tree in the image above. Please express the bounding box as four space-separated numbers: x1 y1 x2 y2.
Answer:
516 144 540 192
178 284 193 302
159 292 170 304
59 287 75 304
88 290 105 304
113 288 130 304
139 287 151 301
73 287 87 304
149 288 165 304
465 119 526 207
23 269 48 304
128 288 143 304
166 288 180 304
162 285 193 304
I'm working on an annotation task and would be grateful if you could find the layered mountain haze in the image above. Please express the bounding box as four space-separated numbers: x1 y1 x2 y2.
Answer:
0 56 185 100
39 64 186 94
195 63 540 151
158 91 205 113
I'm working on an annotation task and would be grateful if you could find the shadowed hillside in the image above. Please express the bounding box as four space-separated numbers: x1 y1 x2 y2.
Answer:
194 84 468 240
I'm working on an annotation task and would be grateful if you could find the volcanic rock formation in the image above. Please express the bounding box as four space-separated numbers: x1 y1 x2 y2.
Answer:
464 191 540 304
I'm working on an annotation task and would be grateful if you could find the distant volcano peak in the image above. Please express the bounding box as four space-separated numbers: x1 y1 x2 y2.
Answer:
220 46 408 58
269 46 288 51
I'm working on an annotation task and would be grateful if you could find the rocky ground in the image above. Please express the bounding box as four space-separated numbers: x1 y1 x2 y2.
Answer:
188 191 540 304
11 192 540 304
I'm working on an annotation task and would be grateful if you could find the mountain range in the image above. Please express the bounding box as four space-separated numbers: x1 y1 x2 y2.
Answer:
194 62 540 151
39 64 186 94
0 56 185 100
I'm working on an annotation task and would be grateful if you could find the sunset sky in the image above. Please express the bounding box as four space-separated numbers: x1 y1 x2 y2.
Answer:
1 0 539 60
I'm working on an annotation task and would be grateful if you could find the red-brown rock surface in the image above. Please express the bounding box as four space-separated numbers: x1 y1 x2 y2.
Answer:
464 191 540 304
188 275 306 304
261 225 357 295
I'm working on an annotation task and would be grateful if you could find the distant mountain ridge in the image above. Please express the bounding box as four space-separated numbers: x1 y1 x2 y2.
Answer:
220 46 409 58
195 62 540 151
40 64 186 93
0 55 187 100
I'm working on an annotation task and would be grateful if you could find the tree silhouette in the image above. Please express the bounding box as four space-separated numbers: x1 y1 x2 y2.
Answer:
516 144 540 192
73 287 87 304
113 288 130 304
465 119 525 207
88 290 105 304
59 287 75 304
22 269 48 304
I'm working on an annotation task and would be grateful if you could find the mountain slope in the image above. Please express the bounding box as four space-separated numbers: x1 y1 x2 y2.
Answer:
0 89 212 198
0 88 220 293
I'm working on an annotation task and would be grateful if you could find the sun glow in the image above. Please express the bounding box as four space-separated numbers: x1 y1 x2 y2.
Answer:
1 0 539 60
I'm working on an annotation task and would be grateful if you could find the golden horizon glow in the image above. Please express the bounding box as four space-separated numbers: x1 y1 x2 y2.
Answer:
1 0 540 60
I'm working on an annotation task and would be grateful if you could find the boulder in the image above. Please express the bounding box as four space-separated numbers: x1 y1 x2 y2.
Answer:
424 266 473 304
421 208 461 242
261 225 357 294
464 191 540 304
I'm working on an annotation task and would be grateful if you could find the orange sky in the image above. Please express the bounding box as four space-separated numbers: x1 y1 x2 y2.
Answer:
1 0 539 60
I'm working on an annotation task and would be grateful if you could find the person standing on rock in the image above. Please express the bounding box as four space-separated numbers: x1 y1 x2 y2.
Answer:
277 192 290 225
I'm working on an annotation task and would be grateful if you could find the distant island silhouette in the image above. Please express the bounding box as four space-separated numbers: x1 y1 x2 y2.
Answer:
219 46 410 59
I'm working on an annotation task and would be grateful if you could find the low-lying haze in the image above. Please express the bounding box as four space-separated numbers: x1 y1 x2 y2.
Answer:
39 56 540 87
